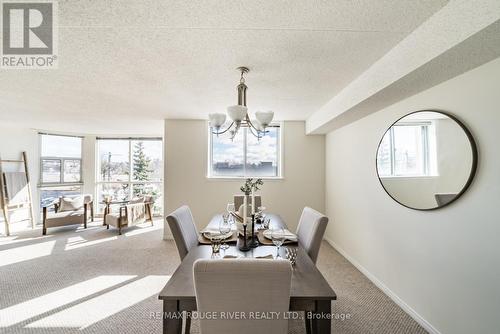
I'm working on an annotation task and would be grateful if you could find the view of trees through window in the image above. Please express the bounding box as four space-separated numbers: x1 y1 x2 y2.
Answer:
97 138 163 215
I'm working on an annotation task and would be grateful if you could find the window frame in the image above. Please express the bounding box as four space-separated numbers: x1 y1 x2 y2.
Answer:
38 133 84 186
379 122 434 178
207 122 283 179
95 137 164 215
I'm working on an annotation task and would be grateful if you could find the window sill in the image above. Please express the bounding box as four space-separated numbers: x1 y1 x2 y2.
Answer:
380 175 439 180
38 182 84 188
206 176 284 181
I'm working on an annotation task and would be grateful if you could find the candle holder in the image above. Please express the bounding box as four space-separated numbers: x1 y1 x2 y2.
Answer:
238 223 251 252
248 214 259 248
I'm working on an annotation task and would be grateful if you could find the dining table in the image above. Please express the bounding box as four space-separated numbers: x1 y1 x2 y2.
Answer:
158 213 337 334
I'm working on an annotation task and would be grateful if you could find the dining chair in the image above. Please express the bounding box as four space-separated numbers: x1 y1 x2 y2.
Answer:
166 205 199 260
296 207 329 264
295 207 329 334
194 258 292 334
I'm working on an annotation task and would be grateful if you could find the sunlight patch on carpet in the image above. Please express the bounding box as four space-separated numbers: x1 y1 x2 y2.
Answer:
25 275 170 329
0 240 56 267
0 275 136 326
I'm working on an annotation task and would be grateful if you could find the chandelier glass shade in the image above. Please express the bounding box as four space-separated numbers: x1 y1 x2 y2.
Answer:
209 67 274 139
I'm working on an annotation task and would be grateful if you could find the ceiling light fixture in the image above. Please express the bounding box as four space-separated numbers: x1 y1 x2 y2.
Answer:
208 67 274 140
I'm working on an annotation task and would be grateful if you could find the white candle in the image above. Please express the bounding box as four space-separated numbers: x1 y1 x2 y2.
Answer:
243 195 247 225
251 189 255 215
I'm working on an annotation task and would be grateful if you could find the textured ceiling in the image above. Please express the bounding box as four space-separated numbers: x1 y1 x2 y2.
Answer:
0 0 448 134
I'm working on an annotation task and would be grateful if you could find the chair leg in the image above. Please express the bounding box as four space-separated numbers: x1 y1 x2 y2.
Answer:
184 311 191 334
90 202 94 222
83 206 88 229
305 312 312 334
106 224 109 230
42 207 47 235
118 226 122 235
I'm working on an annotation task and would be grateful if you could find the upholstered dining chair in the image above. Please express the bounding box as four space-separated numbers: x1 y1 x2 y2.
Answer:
42 195 94 235
296 207 329 264
166 205 199 261
295 207 329 334
194 259 292 334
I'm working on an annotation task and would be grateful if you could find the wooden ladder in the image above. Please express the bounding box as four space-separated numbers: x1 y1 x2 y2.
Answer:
0 151 36 236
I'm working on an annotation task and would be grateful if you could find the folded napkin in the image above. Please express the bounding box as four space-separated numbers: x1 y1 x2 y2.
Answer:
255 254 274 259
223 254 273 259
263 229 298 241
200 227 221 234
223 254 241 259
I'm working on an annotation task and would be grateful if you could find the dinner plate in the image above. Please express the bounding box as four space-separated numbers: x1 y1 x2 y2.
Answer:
202 231 233 240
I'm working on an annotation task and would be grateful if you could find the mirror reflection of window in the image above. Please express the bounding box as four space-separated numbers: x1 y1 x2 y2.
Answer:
376 111 477 210
377 122 437 177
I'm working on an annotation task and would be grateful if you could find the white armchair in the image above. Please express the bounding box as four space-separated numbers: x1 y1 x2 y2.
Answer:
42 195 93 235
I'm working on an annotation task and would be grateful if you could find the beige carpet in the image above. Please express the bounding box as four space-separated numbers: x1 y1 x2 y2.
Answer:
0 220 426 334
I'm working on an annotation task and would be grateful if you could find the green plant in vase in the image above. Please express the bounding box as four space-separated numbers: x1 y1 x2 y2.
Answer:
240 178 264 195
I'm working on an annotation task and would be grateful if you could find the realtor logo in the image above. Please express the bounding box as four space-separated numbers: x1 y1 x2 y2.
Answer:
1 1 58 69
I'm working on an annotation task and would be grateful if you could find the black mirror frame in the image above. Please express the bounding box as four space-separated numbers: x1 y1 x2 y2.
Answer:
375 110 478 211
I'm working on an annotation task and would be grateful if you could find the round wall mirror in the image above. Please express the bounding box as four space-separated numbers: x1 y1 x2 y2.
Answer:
376 110 477 210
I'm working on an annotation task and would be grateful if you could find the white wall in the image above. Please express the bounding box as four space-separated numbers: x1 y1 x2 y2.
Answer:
164 120 324 238
325 57 500 334
0 124 39 231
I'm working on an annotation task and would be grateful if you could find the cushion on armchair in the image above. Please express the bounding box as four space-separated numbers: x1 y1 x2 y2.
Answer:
58 194 93 212
59 197 84 212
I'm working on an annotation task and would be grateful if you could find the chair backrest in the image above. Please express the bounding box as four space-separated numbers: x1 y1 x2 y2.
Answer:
166 205 198 260
194 259 292 334
234 195 262 213
296 207 329 264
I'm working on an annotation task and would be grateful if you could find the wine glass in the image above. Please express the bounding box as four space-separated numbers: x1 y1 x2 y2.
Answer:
226 202 235 213
271 228 285 258
219 214 231 250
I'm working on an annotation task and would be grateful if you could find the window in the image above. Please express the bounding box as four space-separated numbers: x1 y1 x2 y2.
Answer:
39 134 83 185
377 123 437 177
96 138 163 215
39 134 83 211
209 125 281 178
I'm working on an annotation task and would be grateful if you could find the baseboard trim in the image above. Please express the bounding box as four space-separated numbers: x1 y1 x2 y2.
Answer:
323 237 441 334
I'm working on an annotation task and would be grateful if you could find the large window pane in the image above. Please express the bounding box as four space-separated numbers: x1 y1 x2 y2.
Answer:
42 159 61 183
246 128 279 176
63 160 81 183
96 138 163 216
98 183 130 202
132 140 163 182
41 135 82 158
40 185 82 212
98 140 130 182
212 130 245 176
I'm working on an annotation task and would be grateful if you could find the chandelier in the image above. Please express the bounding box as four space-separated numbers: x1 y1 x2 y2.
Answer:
209 67 274 140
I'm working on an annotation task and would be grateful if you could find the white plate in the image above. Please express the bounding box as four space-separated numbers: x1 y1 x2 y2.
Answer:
203 231 233 240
